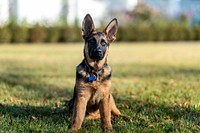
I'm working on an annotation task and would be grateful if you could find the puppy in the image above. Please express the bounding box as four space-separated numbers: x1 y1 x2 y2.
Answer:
68 14 129 131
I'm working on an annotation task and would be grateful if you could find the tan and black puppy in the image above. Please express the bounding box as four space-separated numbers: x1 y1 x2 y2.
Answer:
68 14 128 131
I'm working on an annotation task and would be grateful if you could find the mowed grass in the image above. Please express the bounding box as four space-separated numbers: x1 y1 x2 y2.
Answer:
0 42 200 132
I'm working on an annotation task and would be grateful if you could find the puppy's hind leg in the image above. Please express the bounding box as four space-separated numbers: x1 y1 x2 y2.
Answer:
110 94 121 117
110 94 132 121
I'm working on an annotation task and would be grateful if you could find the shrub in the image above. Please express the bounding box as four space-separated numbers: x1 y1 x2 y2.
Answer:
7 20 28 43
12 26 28 43
46 26 60 42
119 26 139 41
60 26 81 42
29 24 47 42
194 25 200 40
1 19 200 43
182 27 195 40
0 26 11 43
164 23 184 41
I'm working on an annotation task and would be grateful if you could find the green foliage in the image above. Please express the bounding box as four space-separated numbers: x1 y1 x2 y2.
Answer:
117 21 200 42
0 26 11 43
132 3 157 23
12 26 28 43
1 22 200 43
46 26 60 42
8 20 29 43
29 24 47 42
194 25 200 40
60 26 82 42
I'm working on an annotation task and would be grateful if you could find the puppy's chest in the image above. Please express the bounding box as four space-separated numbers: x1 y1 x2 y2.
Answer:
76 62 112 105
88 89 104 105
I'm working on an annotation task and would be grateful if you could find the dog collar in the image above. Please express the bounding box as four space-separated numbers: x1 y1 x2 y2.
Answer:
87 75 96 82
83 60 101 82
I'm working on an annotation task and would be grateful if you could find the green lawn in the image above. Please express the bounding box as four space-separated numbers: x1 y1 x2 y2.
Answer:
0 42 200 132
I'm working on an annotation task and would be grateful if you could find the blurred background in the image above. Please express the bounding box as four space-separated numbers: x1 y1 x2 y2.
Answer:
0 0 200 43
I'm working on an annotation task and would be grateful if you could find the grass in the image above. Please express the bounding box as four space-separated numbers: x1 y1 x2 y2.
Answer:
0 42 200 132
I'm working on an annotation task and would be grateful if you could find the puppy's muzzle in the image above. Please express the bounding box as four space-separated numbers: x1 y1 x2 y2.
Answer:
93 46 104 60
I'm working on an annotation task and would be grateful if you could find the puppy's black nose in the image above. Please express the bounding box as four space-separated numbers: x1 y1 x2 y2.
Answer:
95 46 102 54
92 45 104 60
96 48 102 53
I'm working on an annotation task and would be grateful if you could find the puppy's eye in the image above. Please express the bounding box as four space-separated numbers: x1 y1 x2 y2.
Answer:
88 39 96 45
101 40 107 47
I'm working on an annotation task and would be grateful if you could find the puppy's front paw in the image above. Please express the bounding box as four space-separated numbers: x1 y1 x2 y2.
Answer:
103 127 113 132
68 128 79 132
68 125 80 132
101 124 113 132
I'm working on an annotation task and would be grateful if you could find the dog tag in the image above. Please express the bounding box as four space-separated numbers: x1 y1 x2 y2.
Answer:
87 75 96 82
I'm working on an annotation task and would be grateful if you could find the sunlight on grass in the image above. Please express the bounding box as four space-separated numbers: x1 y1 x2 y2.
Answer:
0 42 200 132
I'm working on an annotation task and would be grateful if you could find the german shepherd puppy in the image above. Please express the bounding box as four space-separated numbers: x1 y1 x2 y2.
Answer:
69 14 128 131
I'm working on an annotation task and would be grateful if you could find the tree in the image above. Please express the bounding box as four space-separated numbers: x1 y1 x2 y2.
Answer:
132 3 157 23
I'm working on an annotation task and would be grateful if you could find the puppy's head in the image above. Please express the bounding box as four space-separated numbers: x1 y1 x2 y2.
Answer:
82 14 118 63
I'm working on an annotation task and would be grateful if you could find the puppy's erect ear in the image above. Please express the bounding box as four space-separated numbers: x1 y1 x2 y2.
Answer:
82 14 95 39
104 18 118 43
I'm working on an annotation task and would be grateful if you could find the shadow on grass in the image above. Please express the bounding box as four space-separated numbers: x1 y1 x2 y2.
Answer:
0 103 69 120
0 66 74 125
113 63 200 79
0 104 72 133
115 97 200 131
0 69 74 100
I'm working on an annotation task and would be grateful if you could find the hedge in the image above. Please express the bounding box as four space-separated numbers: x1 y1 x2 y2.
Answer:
0 26 11 43
0 22 200 43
